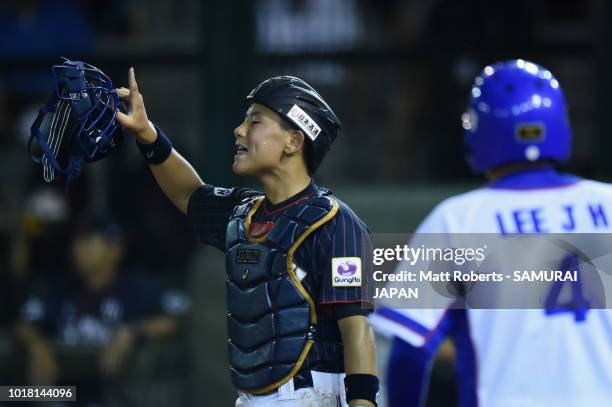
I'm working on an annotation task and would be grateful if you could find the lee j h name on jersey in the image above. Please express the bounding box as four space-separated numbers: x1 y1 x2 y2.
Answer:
495 202 609 234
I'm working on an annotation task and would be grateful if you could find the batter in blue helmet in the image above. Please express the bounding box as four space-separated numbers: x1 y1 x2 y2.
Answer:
371 60 612 407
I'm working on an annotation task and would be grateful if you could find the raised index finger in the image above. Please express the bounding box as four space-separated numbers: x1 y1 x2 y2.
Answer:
129 67 139 94
127 67 141 109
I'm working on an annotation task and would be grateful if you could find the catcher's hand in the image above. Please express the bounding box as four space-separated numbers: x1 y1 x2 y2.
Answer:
115 67 158 144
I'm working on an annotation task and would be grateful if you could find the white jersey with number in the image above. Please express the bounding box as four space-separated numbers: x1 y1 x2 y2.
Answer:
371 169 612 407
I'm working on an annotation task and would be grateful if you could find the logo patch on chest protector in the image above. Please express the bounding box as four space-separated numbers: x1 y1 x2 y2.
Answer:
236 249 261 264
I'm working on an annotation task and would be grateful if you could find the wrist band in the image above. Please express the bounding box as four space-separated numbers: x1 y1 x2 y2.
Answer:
345 374 379 406
137 124 172 164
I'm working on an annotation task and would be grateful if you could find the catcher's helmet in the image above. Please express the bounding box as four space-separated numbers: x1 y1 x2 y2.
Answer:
29 58 123 189
246 76 341 174
463 59 572 174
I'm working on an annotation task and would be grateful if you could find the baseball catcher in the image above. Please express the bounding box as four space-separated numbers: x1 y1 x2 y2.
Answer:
115 68 379 406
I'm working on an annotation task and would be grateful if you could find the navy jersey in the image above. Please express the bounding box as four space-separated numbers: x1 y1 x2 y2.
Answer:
188 181 373 372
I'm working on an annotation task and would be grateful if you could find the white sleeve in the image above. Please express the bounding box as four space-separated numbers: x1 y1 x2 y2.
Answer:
369 307 452 350
370 205 453 348
414 203 450 234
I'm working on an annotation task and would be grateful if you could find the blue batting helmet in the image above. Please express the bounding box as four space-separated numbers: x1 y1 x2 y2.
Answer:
29 58 123 190
463 59 572 174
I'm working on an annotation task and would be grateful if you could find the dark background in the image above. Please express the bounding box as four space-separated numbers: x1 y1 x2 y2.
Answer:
0 0 610 405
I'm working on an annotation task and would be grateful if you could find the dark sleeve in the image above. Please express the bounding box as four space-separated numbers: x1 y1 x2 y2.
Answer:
187 184 261 251
318 202 374 307
332 302 371 320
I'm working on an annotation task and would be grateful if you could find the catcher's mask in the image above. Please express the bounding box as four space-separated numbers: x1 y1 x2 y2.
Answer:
29 58 123 190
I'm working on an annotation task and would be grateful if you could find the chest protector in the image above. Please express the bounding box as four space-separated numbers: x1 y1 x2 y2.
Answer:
225 192 339 394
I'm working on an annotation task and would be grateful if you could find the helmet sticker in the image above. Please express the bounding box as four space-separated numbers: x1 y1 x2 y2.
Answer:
287 104 321 141
515 122 545 143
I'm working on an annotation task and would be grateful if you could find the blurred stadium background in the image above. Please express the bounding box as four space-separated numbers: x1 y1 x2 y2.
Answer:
0 0 610 406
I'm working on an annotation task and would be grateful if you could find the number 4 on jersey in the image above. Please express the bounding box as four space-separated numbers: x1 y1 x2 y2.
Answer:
544 253 590 322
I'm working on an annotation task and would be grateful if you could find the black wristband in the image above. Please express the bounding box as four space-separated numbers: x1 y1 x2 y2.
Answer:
345 374 379 406
137 125 172 164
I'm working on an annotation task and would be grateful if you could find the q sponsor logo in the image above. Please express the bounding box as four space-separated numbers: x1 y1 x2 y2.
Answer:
213 187 234 197
332 257 362 287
